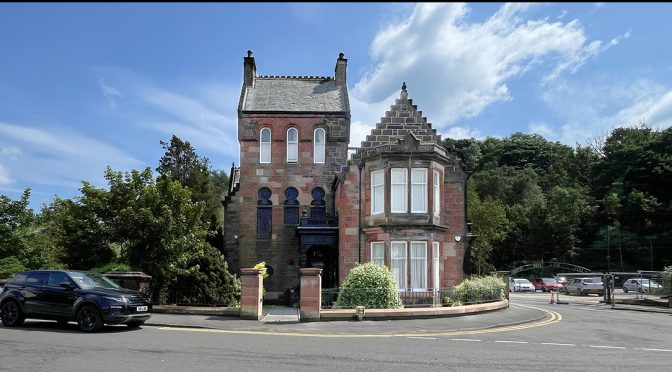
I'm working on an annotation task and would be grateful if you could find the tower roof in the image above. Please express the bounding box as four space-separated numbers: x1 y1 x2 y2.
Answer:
242 77 348 113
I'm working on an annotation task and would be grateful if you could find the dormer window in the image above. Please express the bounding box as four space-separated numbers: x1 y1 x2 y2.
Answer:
260 128 271 164
287 128 298 163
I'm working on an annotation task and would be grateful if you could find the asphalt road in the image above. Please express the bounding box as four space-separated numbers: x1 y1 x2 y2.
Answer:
1 294 671 371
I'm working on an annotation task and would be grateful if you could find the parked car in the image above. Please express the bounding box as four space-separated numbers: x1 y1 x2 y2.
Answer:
0 270 152 332
622 278 662 293
532 278 563 292
509 278 536 292
563 277 604 296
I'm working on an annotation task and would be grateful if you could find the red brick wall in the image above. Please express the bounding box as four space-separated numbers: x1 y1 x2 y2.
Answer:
231 113 349 295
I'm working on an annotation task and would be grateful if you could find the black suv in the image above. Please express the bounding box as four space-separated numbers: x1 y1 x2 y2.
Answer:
0 270 152 332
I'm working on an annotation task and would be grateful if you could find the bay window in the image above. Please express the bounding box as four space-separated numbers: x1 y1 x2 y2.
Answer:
371 170 384 215
411 168 427 213
390 168 407 213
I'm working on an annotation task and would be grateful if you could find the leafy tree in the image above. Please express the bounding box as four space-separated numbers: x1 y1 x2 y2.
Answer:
0 189 62 274
467 182 509 275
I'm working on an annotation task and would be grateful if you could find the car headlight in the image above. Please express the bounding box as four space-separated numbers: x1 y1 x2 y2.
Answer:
103 296 129 303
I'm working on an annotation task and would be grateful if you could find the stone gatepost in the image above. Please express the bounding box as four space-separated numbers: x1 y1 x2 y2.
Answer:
495 270 510 302
299 268 322 322
240 268 263 320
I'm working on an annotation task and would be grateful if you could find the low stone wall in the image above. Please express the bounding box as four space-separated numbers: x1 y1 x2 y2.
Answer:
103 271 152 296
320 299 509 321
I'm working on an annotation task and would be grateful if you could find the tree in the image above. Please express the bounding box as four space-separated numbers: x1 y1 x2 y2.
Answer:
0 189 62 275
467 182 509 275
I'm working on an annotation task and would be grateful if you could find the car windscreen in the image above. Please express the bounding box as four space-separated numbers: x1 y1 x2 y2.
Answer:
542 278 556 283
68 272 120 289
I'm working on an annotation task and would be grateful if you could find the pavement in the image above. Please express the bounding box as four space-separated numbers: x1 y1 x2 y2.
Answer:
144 303 550 335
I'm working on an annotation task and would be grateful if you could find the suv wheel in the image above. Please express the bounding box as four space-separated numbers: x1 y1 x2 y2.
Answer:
576 288 582 296
77 305 103 332
1 301 25 327
622 287 628 293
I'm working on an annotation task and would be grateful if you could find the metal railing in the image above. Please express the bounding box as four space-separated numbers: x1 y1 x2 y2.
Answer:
321 287 505 309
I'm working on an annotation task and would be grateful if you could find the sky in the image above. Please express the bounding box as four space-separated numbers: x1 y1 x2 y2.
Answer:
1 3 672 210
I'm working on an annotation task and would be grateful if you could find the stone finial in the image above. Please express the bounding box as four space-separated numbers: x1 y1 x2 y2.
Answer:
247 50 253 58
402 82 407 91
339 52 345 59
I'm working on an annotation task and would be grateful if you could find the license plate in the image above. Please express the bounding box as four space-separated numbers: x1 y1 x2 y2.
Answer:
136 306 148 312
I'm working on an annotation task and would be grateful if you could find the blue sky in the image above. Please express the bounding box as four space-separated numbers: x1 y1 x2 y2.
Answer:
1 3 672 210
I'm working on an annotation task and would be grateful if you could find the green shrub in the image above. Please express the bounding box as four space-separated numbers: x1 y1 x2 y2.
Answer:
443 275 506 306
334 262 402 309
89 262 132 273
0 256 28 279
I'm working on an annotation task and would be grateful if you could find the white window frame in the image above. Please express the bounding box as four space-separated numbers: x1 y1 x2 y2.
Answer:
411 168 428 213
313 128 325 164
391 241 407 290
433 170 440 216
390 168 407 213
410 241 428 291
371 242 385 267
432 242 440 290
286 128 298 163
371 170 384 215
260 128 271 164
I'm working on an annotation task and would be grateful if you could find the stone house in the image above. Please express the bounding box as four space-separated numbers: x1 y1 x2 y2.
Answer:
223 51 470 300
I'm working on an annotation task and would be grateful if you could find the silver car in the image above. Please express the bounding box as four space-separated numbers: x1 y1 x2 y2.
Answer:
509 278 535 292
622 278 662 293
564 277 604 296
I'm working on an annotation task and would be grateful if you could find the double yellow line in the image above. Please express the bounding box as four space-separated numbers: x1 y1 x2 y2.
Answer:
158 304 562 338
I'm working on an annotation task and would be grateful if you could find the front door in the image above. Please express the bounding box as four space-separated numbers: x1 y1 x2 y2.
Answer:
306 245 337 289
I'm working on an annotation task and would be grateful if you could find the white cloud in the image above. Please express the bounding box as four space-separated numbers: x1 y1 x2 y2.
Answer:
528 122 557 139
99 78 123 109
136 84 240 160
0 164 15 185
352 3 612 131
0 121 142 189
0 146 21 160
542 77 672 145
441 126 481 140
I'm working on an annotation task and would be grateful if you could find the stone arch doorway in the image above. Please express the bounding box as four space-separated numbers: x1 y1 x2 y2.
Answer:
306 245 337 289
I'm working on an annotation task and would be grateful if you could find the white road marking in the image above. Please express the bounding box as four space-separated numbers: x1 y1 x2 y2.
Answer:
495 340 529 344
541 342 576 346
586 345 626 349
407 337 437 340
452 338 482 342
636 348 672 352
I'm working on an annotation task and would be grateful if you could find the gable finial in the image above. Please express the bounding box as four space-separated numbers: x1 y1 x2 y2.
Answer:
247 50 253 58
401 82 407 91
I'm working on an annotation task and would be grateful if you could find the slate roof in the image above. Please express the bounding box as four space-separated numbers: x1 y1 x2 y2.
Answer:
242 77 349 113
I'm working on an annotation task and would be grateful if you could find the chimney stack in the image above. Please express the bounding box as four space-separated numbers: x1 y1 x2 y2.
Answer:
244 50 256 88
335 52 347 86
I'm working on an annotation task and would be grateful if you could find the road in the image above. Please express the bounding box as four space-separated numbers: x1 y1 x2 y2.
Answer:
1 293 671 371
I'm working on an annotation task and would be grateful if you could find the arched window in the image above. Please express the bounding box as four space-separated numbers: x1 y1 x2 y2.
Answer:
314 128 325 163
283 187 299 225
310 187 326 221
257 188 272 239
260 128 271 164
287 128 298 163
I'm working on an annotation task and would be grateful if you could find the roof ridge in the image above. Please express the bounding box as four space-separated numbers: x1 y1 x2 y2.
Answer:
256 75 333 80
